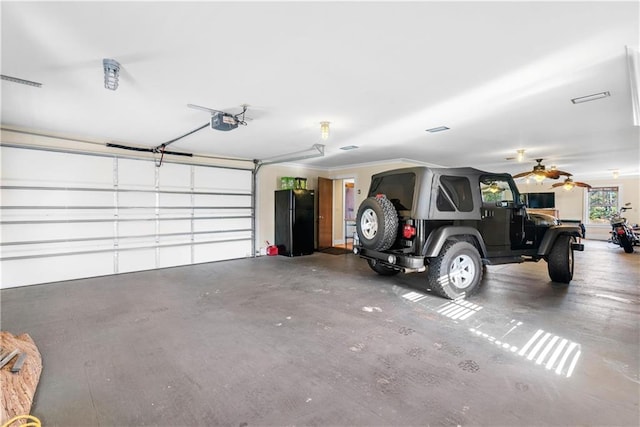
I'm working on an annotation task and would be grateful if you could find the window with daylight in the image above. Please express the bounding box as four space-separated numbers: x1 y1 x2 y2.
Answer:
588 186 619 224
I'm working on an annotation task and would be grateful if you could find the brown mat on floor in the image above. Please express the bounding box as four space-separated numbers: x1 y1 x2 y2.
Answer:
319 247 353 255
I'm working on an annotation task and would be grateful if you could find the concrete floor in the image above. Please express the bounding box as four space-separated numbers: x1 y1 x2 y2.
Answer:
1 239 639 426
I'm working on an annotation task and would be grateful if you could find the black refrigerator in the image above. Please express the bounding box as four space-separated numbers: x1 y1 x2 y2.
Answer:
275 189 315 256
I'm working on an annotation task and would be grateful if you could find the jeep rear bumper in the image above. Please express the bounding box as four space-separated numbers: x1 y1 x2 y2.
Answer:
354 246 426 272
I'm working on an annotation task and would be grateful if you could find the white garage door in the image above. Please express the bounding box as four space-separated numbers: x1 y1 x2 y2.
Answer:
0 146 254 289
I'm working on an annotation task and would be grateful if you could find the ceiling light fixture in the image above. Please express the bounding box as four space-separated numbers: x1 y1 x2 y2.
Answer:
426 126 450 133
571 91 610 104
1 74 42 88
517 149 525 162
340 145 359 151
320 121 330 140
613 170 619 179
103 58 120 91
534 174 546 183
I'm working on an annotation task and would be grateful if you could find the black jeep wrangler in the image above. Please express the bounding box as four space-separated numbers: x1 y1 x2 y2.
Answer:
354 167 584 299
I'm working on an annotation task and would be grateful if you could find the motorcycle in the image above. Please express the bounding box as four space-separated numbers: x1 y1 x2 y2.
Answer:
609 203 639 253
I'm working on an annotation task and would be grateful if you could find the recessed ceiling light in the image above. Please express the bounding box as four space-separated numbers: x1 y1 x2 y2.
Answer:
340 145 359 151
426 126 450 133
1 74 42 88
571 91 610 104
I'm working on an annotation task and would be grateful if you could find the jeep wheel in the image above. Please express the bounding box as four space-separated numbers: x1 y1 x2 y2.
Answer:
367 259 400 276
547 234 574 283
427 240 483 299
356 195 398 251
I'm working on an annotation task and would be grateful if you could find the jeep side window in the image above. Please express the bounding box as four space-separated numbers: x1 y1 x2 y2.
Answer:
436 188 455 211
480 178 514 204
439 176 473 212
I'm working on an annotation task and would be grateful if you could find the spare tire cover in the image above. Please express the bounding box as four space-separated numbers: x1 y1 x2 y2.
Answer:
356 195 398 251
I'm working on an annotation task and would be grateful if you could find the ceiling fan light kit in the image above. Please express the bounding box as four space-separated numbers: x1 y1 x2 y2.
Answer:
551 176 592 191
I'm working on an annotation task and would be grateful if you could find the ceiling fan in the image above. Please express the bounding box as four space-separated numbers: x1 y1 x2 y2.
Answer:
187 103 251 131
551 176 592 190
513 159 571 181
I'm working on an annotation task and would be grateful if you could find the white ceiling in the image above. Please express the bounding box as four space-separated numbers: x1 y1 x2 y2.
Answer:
2 1 639 180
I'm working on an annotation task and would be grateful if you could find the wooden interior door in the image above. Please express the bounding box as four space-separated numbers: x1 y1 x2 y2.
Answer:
317 177 333 249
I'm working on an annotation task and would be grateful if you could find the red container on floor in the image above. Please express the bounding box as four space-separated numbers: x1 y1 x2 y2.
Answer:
265 241 279 256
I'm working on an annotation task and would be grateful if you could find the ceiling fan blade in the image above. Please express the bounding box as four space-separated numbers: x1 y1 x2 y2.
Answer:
545 170 571 179
512 171 532 179
576 182 592 188
550 182 564 188
187 104 224 115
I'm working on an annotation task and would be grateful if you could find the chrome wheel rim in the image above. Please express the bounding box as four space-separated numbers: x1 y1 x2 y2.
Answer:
360 208 378 240
449 254 476 289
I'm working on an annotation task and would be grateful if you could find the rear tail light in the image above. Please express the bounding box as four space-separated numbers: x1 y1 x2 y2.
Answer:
402 224 416 239
617 228 626 235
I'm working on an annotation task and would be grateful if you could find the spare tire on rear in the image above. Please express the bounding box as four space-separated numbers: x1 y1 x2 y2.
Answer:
356 195 398 251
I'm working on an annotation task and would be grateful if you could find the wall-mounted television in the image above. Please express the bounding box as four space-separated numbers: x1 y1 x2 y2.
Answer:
524 192 555 209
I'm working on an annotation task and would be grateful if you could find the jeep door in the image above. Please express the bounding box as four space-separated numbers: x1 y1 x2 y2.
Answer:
478 176 526 255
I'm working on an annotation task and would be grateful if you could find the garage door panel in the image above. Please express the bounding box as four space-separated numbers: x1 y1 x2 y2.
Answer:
159 193 191 207
1 253 115 289
158 163 191 190
1 208 115 222
1 188 114 207
118 220 156 237
1 147 113 187
194 167 251 192
118 192 155 207
118 158 156 189
193 217 251 232
118 248 156 274
1 221 114 243
159 246 191 268
159 220 191 235
2 240 114 259
193 240 252 264
193 194 251 207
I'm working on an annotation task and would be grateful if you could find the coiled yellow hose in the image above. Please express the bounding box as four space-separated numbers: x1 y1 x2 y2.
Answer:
1 414 41 427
